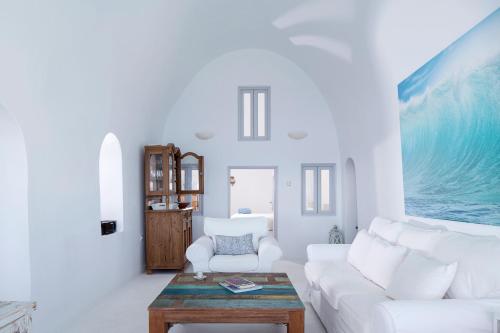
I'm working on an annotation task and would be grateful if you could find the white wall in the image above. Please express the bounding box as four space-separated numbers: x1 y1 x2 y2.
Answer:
0 1 165 331
0 105 31 301
230 169 275 216
163 49 341 261
345 0 500 235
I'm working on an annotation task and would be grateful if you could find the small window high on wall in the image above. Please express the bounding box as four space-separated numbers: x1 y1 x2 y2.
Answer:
238 87 270 140
99 133 124 233
302 164 336 216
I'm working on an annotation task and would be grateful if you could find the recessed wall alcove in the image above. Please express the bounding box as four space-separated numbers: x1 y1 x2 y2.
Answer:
98 133 124 233
343 158 358 243
0 104 31 300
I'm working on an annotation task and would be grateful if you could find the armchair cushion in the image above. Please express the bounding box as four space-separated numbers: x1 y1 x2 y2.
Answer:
204 217 268 251
209 254 259 272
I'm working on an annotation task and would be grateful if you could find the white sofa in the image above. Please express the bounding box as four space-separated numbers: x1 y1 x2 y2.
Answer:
306 217 500 333
186 217 282 272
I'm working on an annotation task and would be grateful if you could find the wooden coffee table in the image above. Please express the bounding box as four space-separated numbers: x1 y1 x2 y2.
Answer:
148 272 305 333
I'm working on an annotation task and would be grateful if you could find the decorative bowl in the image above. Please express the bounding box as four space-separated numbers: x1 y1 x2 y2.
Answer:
178 202 190 209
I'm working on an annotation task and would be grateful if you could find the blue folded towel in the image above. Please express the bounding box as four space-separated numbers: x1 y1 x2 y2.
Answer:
238 208 252 214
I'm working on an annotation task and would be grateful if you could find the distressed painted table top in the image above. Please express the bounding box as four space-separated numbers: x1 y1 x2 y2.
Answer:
149 273 304 311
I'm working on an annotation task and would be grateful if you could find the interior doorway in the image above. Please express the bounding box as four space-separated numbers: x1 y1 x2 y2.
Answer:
228 167 277 237
344 158 358 243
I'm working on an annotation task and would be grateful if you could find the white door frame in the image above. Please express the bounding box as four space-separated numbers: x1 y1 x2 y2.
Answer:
227 166 279 239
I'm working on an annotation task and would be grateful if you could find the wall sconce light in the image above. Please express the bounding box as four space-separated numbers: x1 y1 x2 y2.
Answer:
195 131 215 140
288 131 308 140
229 176 236 186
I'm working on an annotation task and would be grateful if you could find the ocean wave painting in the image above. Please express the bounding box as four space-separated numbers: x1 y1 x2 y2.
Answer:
398 8 500 226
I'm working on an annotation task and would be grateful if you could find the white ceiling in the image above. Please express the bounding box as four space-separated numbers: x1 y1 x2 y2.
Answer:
1 0 498 143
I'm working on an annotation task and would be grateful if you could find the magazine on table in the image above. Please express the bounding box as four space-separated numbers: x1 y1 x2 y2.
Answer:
224 277 256 289
219 281 263 293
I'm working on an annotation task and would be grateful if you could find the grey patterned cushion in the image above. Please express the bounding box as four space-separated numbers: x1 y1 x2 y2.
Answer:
214 233 255 255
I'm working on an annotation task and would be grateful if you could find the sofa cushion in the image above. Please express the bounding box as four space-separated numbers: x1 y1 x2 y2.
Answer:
347 229 373 273
306 260 359 290
204 217 268 251
338 293 391 333
369 217 403 243
397 226 445 255
208 254 259 272
305 261 332 290
432 231 500 299
362 237 408 289
319 263 385 310
386 251 458 300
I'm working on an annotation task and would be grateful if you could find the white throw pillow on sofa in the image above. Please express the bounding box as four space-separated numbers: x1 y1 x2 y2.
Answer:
407 219 447 231
386 251 457 300
368 217 403 243
347 230 373 273
432 231 500 299
363 237 408 289
348 230 408 289
397 226 444 255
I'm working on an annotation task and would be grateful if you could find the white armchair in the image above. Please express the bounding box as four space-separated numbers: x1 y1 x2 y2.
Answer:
186 217 282 273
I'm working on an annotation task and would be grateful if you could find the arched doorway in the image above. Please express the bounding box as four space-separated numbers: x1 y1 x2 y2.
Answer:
0 104 31 300
343 158 358 243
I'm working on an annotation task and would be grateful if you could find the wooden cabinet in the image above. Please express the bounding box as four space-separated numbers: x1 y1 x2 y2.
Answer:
145 209 192 273
144 144 200 273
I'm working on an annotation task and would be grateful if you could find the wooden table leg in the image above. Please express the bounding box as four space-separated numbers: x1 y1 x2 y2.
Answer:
287 310 304 333
149 311 169 333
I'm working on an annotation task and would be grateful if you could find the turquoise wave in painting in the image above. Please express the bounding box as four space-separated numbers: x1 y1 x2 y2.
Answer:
399 9 500 225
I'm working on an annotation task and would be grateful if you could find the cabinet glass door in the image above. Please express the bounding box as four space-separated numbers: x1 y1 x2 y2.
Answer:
148 152 164 194
168 152 175 193
178 152 204 194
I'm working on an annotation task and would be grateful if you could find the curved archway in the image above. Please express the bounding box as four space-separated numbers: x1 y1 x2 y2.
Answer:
99 133 124 233
0 104 31 300
343 158 358 243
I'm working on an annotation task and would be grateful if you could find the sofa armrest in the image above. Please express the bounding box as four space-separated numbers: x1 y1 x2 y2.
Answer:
371 299 498 333
306 244 351 262
186 236 215 272
257 236 283 272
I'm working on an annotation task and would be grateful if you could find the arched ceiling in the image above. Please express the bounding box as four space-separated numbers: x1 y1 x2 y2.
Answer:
144 0 379 135
1 0 498 148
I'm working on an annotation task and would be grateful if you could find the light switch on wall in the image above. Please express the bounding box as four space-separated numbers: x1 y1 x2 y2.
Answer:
286 180 292 187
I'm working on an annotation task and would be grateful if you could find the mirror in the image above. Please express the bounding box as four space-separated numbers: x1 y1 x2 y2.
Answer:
179 152 204 194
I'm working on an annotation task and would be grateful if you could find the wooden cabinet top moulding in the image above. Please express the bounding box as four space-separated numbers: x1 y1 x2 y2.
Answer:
144 144 204 209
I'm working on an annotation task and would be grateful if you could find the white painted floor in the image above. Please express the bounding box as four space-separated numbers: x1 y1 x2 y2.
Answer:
69 261 326 333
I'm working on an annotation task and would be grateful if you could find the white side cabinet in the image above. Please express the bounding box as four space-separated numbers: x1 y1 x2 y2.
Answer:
0 302 36 333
